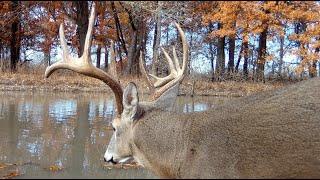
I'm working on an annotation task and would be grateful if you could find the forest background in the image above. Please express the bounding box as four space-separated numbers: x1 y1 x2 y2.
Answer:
1 1 319 95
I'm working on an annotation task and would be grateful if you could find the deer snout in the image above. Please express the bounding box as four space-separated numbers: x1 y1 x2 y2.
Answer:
104 152 117 164
104 156 117 164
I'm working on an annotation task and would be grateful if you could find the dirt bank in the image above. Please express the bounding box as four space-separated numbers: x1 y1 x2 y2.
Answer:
0 71 290 97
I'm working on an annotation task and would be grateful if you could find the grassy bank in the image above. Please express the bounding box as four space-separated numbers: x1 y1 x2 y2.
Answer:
0 68 292 97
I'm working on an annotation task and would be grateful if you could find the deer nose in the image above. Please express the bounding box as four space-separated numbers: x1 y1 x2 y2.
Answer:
104 156 116 164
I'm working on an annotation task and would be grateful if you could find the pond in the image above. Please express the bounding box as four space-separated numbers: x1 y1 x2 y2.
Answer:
0 91 232 179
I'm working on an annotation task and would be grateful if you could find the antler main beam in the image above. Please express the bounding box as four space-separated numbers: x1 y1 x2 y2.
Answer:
140 22 189 101
44 3 124 115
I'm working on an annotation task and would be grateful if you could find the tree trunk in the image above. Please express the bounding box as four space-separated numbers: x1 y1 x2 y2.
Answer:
235 42 243 72
109 42 118 79
271 61 275 77
125 23 144 76
278 35 284 78
228 36 235 74
209 41 215 82
122 4 144 76
104 46 109 71
310 46 319 78
151 1 162 75
10 1 20 72
166 24 169 46
188 31 193 75
294 21 307 79
0 41 2 70
215 23 225 81
44 47 51 67
309 61 317 78
0 40 2 60
318 62 320 77
208 23 215 81
126 30 137 75
111 1 128 57
243 40 249 79
227 21 236 74
255 27 268 82
140 21 149 77
96 45 101 68
73 1 89 57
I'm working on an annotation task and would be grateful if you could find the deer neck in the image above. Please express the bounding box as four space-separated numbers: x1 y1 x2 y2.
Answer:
131 110 192 178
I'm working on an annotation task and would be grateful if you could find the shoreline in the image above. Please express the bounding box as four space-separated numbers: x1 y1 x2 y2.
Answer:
0 82 283 97
0 71 291 97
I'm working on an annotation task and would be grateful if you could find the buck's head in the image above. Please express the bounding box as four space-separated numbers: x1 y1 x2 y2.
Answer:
104 82 143 164
44 2 188 166
103 20 188 164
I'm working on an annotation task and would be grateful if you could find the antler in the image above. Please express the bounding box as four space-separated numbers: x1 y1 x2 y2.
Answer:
44 3 124 116
140 22 189 101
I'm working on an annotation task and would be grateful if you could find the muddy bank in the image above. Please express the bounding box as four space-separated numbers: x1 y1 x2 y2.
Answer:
0 72 290 97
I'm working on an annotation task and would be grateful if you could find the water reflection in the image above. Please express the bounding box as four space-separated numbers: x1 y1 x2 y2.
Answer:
49 100 77 122
0 91 230 179
174 95 228 113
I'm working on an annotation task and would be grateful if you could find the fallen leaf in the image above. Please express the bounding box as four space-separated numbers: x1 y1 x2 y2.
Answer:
45 165 63 172
2 171 20 179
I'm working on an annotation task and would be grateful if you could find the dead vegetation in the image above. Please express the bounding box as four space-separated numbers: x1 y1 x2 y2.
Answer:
0 67 294 96
0 162 23 179
103 162 142 170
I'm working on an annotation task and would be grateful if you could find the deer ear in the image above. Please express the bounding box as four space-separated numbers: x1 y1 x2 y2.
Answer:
123 82 141 120
123 82 139 107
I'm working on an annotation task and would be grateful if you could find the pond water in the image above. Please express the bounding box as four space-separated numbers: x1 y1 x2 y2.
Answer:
0 91 231 179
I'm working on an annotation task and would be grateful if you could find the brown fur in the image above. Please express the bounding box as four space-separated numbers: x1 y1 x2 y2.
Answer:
130 77 320 178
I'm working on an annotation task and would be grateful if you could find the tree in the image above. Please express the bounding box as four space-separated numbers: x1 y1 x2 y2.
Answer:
215 22 225 81
73 1 89 56
243 38 249 79
256 25 268 82
10 1 21 71
279 1 320 78
120 2 146 76
228 34 235 73
151 1 162 76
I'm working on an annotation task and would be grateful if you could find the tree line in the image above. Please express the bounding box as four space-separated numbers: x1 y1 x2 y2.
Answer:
1 1 320 81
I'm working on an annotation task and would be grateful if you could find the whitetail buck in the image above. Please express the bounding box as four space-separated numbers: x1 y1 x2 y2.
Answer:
45 3 320 179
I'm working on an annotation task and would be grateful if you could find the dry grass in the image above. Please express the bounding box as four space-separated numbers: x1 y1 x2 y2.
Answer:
0 67 108 92
103 162 142 170
0 67 293 96
181 77 288 97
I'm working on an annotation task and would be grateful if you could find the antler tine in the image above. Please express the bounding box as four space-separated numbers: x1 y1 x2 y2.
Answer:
44 23 74 78
141 22 188 101
44 2 124 116
82 2 96 59
172 46 181 71
139 54 155 93
161 47 177 75
154 22 188 100
174 22 188 74
145 47 179 88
